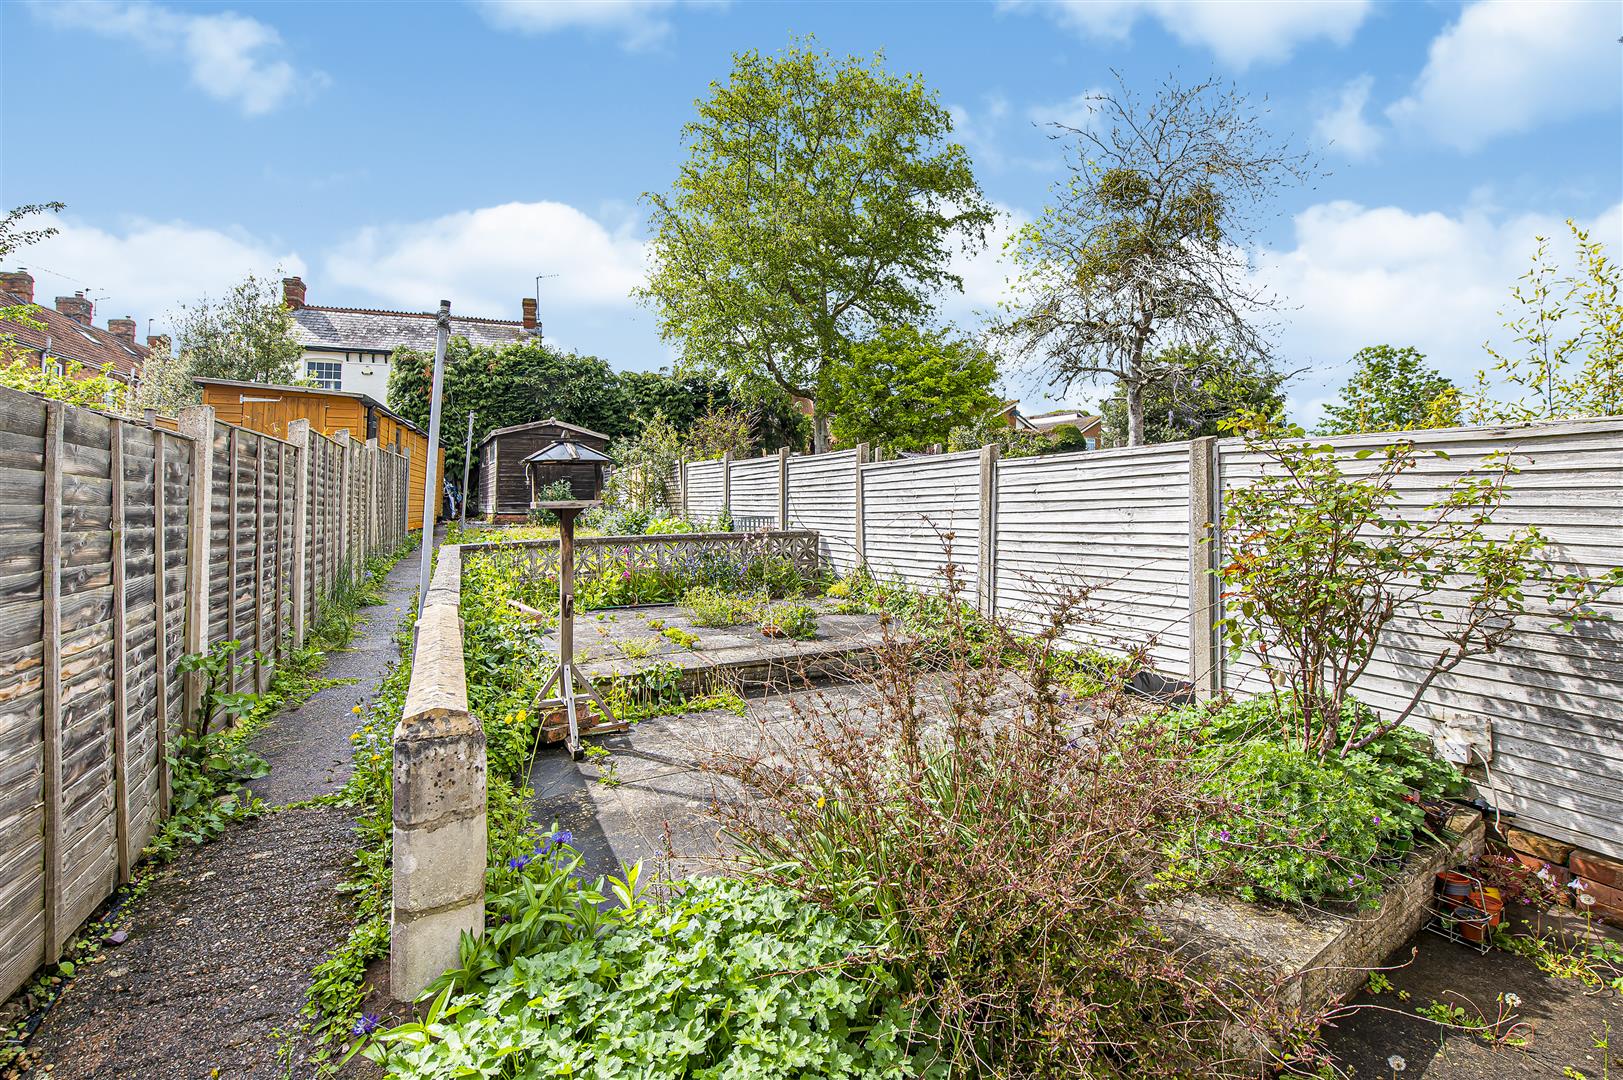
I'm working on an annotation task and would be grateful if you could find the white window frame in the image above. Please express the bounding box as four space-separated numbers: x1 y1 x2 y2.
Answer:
306 359 343 390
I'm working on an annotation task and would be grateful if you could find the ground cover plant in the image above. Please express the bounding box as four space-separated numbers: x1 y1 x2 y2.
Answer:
360 845 924 1079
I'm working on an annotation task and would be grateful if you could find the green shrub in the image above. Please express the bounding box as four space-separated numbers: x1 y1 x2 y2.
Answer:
1160 695 1463 906
682 585 766 627
760 600 818 640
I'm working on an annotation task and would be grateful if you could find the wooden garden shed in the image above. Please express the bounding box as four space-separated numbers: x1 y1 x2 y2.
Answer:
197 377 443 529
472 417 610 520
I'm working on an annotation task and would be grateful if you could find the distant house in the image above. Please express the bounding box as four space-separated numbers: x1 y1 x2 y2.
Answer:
472 418 611 521
1025 409 1106 448
0 270 160 387
281 276 536 399
197 376 443 530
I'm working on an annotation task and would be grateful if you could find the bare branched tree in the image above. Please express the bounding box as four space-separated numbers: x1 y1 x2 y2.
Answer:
999 73 1316 445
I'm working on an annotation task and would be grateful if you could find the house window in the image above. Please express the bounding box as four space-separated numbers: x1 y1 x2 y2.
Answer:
307 360 342 390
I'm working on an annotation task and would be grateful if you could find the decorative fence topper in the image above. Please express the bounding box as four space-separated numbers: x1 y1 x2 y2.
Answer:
0 388 414 1003
460 530 823 605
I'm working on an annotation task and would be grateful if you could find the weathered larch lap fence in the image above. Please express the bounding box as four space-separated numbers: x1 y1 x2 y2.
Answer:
0 387 413 1002
674 418 1623 862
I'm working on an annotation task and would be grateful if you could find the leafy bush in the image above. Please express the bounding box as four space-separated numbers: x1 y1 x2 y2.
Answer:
682 585 766 627
1160 695 1463 905
760 599 818 640
363 863 921 1079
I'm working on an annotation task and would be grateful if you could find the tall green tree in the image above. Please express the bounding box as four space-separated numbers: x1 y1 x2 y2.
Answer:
824 326 1001 451
638 38 995 451
151 270 304 409
1470 220 1623 423
1100 344 1286 445
1318 345 1460 435
1000 74 1313 446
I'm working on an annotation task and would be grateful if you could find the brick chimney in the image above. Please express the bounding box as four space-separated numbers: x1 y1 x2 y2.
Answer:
0 270 33 303
55 292 93 325
108 316 137 345
147 333 172 355
282 276 307 310
521 297 538 331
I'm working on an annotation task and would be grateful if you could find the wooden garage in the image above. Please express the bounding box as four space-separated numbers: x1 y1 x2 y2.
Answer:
197 377 444 529
472 418 611 520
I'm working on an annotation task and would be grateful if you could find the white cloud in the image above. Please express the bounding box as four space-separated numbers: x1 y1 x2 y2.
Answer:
1387 0 1622 151
999 0 1371 68
1316 74 1382 161
1253 198 1623 424
19 216 305 332
471 0 724 50
1026 88 1110 133
322 201 648 319
941 202 1030 326
27 0 321 116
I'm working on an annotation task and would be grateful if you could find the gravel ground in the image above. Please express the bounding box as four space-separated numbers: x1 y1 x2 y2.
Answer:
13 542 424 1080
17 807 357 1079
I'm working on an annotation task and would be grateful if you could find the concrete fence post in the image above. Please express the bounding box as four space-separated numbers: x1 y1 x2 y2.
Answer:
1188 436 1221 700
977 443 999 615
288 420 311 648
777 446 790 529
720 450 733 524
853 443 868 566
392 544 486 999
178 405 215 730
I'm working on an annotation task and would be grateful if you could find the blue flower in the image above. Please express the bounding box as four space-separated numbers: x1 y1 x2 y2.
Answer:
552 829 573 847
352 1012 382 1037
508 854 531 871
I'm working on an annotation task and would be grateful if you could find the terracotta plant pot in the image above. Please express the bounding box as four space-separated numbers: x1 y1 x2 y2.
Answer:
1469 887 1505 929
1436 870 1476 900
1453 904 1493 944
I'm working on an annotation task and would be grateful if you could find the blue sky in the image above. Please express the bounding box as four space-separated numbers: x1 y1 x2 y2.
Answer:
3 0 1619 422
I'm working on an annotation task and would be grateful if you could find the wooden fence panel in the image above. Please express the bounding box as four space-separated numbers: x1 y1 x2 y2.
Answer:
859 451 982 594
995 444 1193 674
684 460 724 520
727 456 779 524
0 398 414 1005
785 451 859 574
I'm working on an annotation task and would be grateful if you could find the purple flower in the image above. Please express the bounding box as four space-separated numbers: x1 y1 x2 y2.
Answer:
1371 814 1382 824
508 854 531 871
352 1012 381 1037
1217 829 1231 842
552 829 573 847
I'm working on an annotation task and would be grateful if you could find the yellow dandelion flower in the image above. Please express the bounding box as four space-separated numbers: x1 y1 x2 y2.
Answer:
352 705 363 715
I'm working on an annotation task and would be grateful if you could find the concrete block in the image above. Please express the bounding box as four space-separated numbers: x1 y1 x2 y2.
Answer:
393 727 487 827
394 814 487 914
391 900 484 1001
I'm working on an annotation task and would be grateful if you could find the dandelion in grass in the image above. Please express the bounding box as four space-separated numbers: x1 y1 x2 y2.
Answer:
1503 993 1520 1008
352 704 363 715
1387 1054 1406 1074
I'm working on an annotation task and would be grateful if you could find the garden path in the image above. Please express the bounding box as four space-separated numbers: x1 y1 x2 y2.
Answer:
12 543 424 1079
